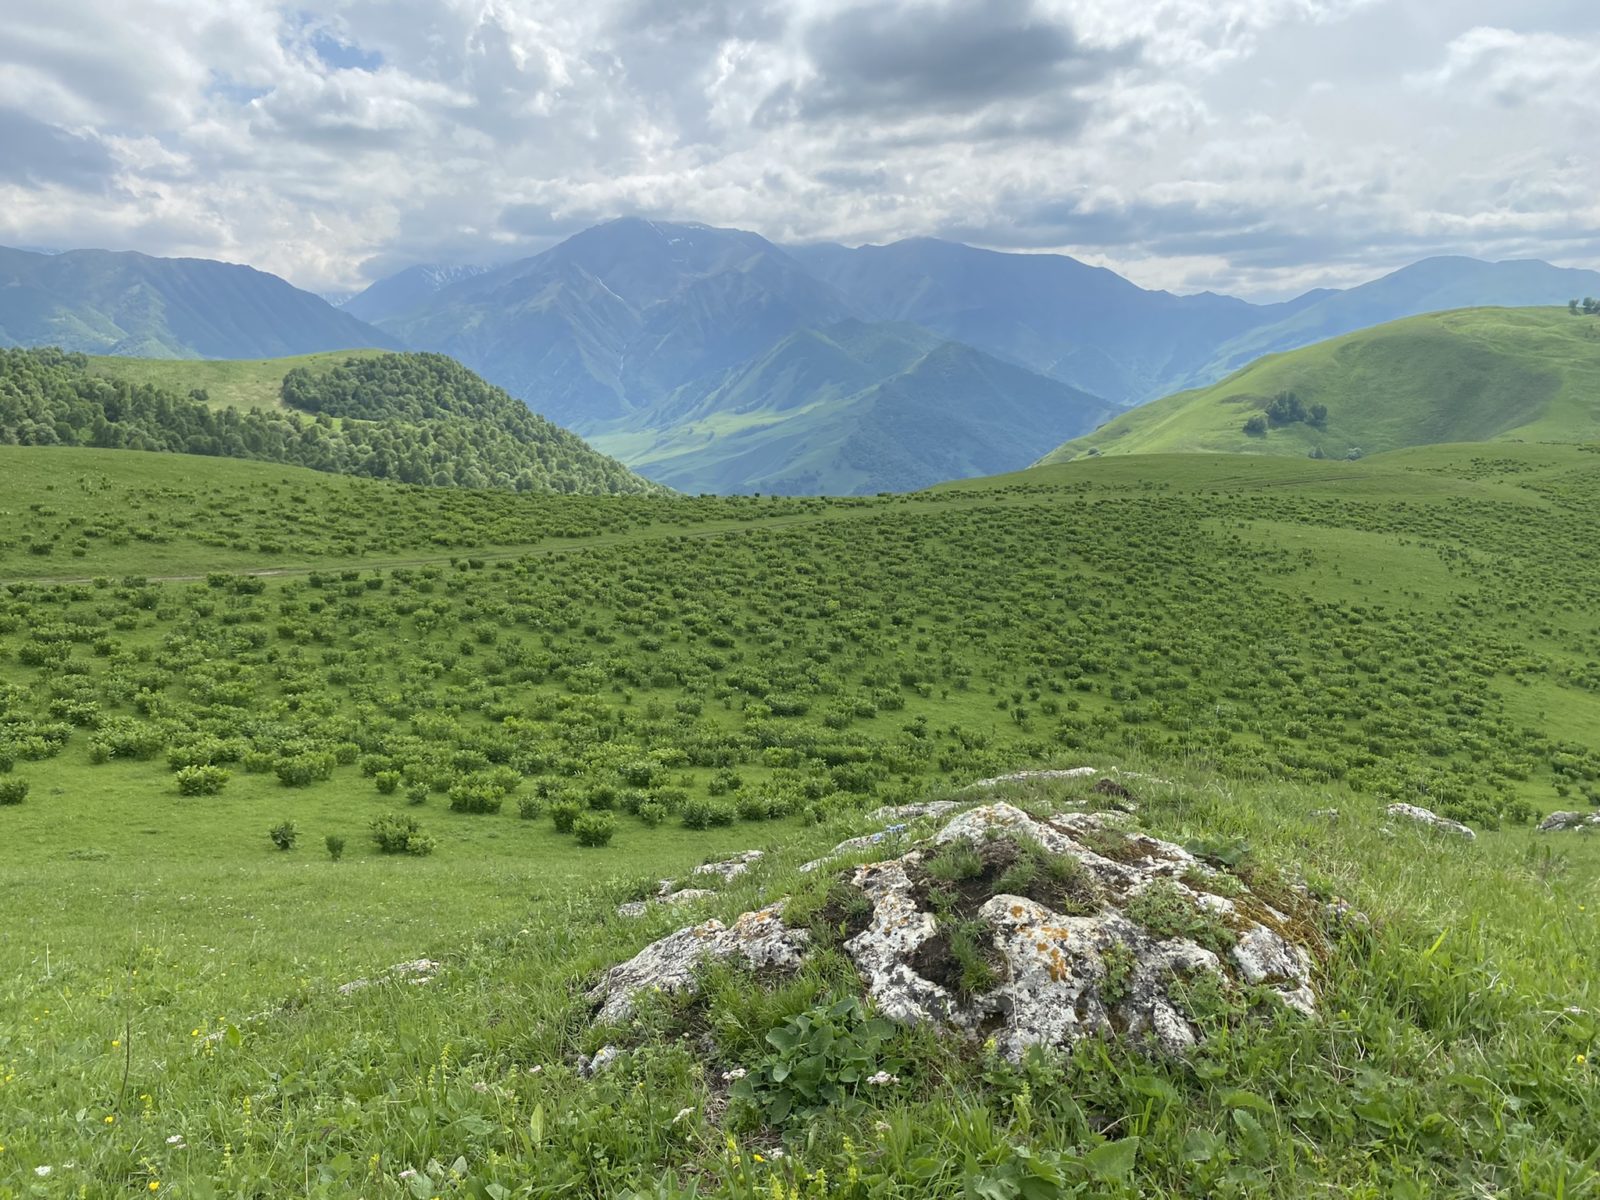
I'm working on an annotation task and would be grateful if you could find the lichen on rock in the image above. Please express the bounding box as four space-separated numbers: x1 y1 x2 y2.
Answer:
590 801 1323 1061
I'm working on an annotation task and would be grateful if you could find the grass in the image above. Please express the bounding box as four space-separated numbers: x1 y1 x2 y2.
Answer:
1 439 1599 1193
86 350 387 413
1042 306 1600 462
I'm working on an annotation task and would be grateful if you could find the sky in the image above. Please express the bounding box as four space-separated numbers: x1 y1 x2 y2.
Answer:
1 0 1596 301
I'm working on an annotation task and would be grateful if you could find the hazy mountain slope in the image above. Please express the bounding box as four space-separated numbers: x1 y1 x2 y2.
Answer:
379 218 855 428
589 323 1113 494
787 237 1315 404
1185 257 1600 388
1040 307 1600 462
340 264 489 325
2 347 661 494
0 246 397 359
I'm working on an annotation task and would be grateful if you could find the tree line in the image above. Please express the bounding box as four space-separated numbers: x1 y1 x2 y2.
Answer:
0 348 662 495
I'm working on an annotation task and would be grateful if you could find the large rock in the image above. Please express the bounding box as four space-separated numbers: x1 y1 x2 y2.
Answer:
591 803 1320 1061
589 905 807 1023
1537 810 1600 833
843 803 1315 1059
1384 803 1475 840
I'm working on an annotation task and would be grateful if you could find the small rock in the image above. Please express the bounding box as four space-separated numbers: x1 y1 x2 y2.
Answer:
692 850 764 883
660 888 717 906
1383 803 1475 840
616 901 650 919
1537 811 1600 833
865 800 964 824
966 767 1099 790
583 1044 621 1077
337 958 442 996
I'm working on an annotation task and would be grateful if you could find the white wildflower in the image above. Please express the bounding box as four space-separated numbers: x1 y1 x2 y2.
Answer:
35 1166 52 1177
720 1067 748 1083
672 1106 696 1125
398 1168 418 1181
866 1070 900 1086
165 1135 186 1147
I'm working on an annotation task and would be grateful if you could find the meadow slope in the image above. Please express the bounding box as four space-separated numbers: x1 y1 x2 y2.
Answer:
0 444 1597 1195
1042 307 1600 462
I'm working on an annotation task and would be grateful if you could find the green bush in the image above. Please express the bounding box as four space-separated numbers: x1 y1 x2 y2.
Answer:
549 799 582 833
572 811 616 848
448 781 503 814
637 800 667 828
370 811 436 856
680 797 736 830
0 778 28 805
325 834 346 862
176 765 230 796
375 770 401 795
269 821 298 851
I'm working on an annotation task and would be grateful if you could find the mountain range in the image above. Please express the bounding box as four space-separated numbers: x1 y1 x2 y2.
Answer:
5 221 1599 493
0 245 396 359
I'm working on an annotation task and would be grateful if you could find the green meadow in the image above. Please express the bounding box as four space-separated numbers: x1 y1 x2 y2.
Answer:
1 441 1598 1196
1044 307 1600 462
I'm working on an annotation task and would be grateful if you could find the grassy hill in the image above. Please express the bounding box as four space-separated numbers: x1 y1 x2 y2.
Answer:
1 347 662 494
1 442 1598 1194
86 348 390 412
1042 307 1600 463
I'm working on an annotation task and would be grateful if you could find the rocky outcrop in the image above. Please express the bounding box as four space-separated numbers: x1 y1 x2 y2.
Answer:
589 905 807 1023
591 802 1322 1060
1537 810 1600 833
843 803 1316 1059
1384 803 1475 840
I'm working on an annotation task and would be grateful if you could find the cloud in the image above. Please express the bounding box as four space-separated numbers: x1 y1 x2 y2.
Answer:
769 0 1132 121
0 108 115 188
1413 26 1600 106
0 0 1593 301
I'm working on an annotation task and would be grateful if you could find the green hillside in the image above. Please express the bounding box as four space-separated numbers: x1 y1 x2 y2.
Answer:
1042 307 1600 463
87 348 389 412
1 348 662 494
2 441 1598 1194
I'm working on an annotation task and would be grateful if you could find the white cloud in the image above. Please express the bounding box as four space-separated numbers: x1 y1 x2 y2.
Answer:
0 0 1594 299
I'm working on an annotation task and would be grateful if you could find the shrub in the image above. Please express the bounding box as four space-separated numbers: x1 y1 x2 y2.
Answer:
405 783 429 806
375 770 402 795
448 780 504 814
370 811 436 856
549 799 582 833
638 800 667 828
517 795 545 820
325 834 346 862
176 765 230 796
737 793 772 822
680 797 736 830
275 753 334 788
269 821 298 851
0 778 28 805
573 811 617 847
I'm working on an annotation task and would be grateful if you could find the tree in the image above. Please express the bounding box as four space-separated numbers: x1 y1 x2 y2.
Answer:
1243 415 1268 437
